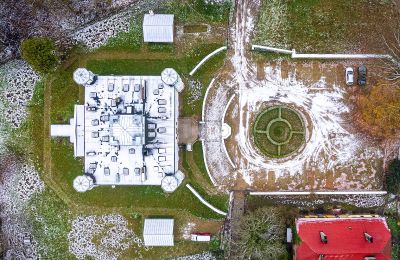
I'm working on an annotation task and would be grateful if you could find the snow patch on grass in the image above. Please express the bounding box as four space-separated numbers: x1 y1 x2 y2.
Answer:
68 214 146 260
234 61 382 184
0 158 44 259
0 60 40 128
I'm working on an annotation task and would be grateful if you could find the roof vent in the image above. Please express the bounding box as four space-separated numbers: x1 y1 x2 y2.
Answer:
365 257 376 260
364 232 373 243
318 255 324 260
319 231 328 244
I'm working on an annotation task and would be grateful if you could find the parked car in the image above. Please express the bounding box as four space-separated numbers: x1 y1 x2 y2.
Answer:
191 233 212 242
357 65 367 86
345 67 354 85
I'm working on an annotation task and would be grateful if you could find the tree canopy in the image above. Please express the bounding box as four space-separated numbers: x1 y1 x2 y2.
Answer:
21 37 59 74
358 83 400 138
234 207 287 259
386 159 400 194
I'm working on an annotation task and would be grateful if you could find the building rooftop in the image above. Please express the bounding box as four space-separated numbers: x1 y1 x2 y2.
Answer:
143 13 174 43
296 217 391 260
51 68 184 192
143 218 174 247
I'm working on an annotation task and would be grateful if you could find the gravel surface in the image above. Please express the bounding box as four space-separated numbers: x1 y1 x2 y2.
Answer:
0 156 44 259
0 60 40 128
68 214 146 260
173 252 216 260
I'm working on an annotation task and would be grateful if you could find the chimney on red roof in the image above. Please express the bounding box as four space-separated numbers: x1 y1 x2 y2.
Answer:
364 232 373 243
320 231 328 244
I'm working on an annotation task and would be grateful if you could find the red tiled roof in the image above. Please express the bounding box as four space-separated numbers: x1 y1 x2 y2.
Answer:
296 218 391 260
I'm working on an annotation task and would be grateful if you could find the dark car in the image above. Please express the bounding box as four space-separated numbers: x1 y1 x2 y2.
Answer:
357 65 367 86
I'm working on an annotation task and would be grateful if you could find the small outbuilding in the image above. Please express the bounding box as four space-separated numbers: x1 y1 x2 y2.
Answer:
143 219 174 246
143 12 174 43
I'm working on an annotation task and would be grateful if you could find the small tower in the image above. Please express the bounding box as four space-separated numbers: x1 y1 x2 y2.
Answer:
161 68 184 92
73 68 97 86
73 175 94 192
161 175 178 193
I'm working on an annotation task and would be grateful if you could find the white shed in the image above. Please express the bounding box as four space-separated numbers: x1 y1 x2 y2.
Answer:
143 13 174 43
143 219 174 246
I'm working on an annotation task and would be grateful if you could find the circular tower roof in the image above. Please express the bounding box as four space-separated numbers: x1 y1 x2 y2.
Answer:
73 175 93 192
161 68 179 86
161 175 178 193
73 68 93 85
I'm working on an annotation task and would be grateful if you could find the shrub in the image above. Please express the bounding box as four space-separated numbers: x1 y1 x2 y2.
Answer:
21 37 59 74
386 159 400 194
358 83 400 138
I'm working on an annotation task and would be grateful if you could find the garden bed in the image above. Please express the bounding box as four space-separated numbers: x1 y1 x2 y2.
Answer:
252 106 306 158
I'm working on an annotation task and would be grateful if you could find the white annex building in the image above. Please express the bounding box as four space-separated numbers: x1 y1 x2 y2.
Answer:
143 219 174 247
51 68 185 192
143 12 174 43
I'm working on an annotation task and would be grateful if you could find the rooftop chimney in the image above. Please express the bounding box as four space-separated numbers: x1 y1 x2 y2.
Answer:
364 232 373 243
320 231 328 244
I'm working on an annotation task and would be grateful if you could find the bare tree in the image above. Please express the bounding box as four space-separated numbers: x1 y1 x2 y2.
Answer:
382 25 400 82
233 207 287 260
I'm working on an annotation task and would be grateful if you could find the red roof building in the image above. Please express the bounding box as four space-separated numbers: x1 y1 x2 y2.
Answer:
295 217 391 260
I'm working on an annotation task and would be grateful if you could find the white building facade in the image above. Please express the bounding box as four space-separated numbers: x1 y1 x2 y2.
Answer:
51 68 184 192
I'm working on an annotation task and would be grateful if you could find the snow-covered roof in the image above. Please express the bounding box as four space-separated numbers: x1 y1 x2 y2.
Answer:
143 219 174 246
50 69 184 191
143 14 174 43
73 175 93 192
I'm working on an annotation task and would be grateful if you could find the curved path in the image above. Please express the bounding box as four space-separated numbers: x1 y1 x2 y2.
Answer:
186 184 227 216
201 0 260 190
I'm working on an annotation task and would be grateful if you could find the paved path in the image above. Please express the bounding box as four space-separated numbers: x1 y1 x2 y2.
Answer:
226 190 247 259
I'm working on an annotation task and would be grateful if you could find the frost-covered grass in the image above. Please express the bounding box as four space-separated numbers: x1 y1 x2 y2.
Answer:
246 194 387 210
6 81 45 169
164 0 231 24
98 16 143 52
68 214 144 260
254 0 397 52
25 189 72 259
254 0 288 48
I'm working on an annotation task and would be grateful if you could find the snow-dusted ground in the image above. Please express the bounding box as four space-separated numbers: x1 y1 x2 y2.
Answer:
0 157 44 259
68 214 146 260
181 222 196 240
253 193 386 209
202 0 383 191
173 252 216 260
72 0 165 49
72 10 132 49
0 60 40 128
234 62 382 188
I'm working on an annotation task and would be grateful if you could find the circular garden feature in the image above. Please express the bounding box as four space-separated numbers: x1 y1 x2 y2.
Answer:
253 106 306 158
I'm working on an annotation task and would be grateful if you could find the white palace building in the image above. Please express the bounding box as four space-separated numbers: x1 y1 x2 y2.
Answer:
51 68 185 193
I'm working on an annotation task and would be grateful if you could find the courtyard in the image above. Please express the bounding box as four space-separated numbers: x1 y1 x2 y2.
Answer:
1 0 399 259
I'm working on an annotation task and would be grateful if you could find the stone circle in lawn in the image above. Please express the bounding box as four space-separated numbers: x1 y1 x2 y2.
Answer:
253 106 306 158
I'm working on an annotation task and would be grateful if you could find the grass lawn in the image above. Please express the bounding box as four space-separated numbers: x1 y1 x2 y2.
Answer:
184 24 209 33
254 0 398 53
